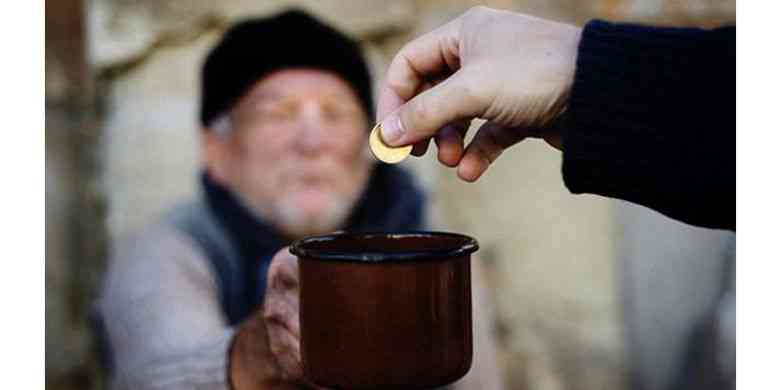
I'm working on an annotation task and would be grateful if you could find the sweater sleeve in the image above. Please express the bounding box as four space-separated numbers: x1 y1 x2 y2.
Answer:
99 223 235 390
562 20 735 231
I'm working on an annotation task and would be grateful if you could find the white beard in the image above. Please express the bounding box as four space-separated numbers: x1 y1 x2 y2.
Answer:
235 184 365 239
272 190 357 238
233 153 373 239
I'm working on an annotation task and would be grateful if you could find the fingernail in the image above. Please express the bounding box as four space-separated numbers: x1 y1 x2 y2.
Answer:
380 115 404 146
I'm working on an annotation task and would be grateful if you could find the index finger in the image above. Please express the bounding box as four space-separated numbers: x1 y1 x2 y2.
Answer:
376 17 462 123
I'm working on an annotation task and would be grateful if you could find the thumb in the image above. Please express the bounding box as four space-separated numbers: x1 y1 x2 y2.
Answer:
379 70 488 147
268 247 299 291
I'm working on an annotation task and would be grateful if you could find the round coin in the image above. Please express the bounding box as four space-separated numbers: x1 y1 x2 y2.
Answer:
369 123 412 164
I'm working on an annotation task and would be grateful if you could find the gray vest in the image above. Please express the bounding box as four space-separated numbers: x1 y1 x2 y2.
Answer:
166 199 251 325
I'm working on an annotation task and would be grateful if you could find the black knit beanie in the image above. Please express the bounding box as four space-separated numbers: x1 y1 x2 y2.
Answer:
200 9 374 128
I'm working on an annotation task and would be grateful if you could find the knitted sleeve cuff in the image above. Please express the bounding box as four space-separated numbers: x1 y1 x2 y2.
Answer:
561 20 735 229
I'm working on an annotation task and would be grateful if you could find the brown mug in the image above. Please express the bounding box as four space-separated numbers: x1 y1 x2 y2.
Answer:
290 232 479 389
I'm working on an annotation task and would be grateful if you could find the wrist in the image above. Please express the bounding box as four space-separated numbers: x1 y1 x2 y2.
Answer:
556 24 583 122
544 24 582 151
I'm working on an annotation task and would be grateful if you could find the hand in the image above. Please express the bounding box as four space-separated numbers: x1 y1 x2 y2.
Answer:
376 6 582 182
230 249 317 389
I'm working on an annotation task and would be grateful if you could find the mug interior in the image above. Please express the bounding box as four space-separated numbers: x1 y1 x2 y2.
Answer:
290 232 478 263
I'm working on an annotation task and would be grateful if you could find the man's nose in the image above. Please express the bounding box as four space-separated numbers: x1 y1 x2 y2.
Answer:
292 103 328 155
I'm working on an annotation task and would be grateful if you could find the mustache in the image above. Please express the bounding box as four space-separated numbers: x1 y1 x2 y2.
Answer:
279 157 366 183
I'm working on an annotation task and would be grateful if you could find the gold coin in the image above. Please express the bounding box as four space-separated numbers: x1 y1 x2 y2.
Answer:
369 123 412 164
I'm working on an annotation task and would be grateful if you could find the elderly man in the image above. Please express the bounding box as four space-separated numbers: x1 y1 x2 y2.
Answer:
99 10 502 390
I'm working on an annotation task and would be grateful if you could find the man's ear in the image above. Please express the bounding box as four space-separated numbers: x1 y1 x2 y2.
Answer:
201 129 231 185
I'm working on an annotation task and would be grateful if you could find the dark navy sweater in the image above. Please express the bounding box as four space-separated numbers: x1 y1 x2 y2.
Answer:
564 20 736 231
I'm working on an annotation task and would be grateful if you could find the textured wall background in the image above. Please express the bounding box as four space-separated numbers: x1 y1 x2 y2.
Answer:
46 1 735 389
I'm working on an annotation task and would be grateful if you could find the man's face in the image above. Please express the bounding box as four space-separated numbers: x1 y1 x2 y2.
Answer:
204 69 372 238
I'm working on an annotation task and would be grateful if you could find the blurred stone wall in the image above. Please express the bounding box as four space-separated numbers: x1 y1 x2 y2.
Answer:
45 1 735 389
46 0 106 388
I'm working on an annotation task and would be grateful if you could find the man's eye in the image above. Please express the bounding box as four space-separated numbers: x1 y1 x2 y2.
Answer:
262 107 296 120
323 106 360 122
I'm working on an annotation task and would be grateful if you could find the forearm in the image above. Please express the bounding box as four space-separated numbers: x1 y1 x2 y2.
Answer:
563 20 736 230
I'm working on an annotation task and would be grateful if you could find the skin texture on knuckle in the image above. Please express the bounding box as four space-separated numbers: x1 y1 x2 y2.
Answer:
391 53 420 99
404 93 434 135
413 71 486 137
464 5 493 20
462 6 503 39
262 300 283 324
451 73 490 119
272 265 299 291
266 324 303 380
263 290 297 324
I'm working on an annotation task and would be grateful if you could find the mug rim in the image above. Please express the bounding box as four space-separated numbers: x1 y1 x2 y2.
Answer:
289 231 479 263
